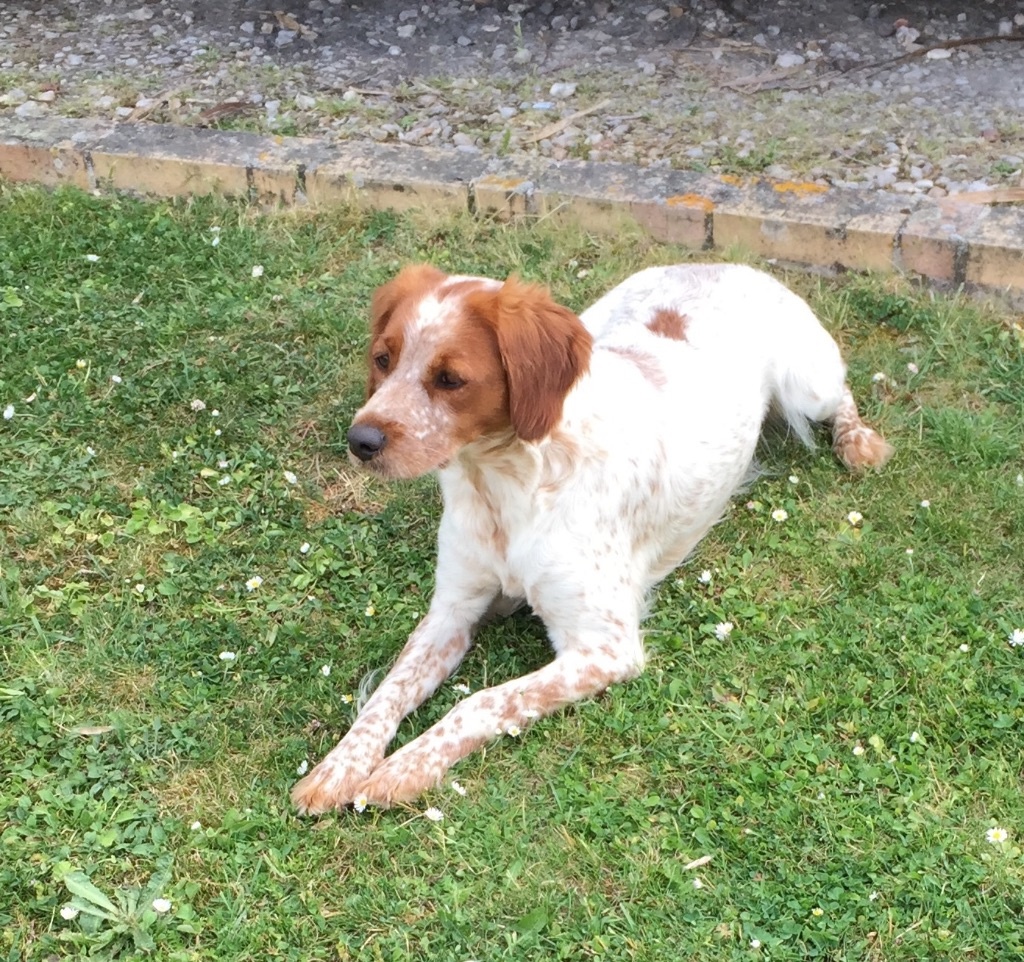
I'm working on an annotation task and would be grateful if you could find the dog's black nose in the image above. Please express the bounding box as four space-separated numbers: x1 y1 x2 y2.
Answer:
348 424 386 462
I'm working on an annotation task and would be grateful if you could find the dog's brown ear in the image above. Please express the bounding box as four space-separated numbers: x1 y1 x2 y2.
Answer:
468 277 592 442
366 264 446 397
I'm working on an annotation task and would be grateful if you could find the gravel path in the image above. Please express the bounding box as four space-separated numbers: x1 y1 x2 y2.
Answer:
2 1 1023 197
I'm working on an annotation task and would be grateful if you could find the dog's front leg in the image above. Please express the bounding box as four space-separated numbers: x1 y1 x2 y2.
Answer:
357 619 645 807
292 589 496 816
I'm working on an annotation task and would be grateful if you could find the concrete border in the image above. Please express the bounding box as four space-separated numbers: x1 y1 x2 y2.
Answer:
2 116 1022 300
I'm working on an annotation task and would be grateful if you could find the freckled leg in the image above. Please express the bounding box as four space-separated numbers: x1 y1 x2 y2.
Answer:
292 594 494 816
358 623 645 807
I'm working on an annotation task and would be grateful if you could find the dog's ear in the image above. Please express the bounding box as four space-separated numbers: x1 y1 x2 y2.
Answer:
468 277 592 442
367 264 446 397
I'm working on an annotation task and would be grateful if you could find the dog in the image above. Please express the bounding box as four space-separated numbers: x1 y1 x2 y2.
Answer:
292 262 892 814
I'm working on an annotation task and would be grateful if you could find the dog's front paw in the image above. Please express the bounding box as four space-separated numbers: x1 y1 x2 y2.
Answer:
291 754 380 816
357 746 448 808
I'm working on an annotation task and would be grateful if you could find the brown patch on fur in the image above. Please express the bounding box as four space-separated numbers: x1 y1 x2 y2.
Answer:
646 307 689 341
607 345 667 388
466 277 593 442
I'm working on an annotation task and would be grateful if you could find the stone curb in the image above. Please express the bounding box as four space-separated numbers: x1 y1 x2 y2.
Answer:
2 116 1022 300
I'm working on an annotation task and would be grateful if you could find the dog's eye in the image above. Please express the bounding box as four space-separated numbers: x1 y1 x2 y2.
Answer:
435 371 465 390
374 353 390 372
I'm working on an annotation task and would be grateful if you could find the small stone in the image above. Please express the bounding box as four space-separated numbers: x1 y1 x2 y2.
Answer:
997 19 1013 37
925 47 952 59
66 54 83 66
513 47 532 64
94 95 116 109
275 29 297 47
14 100 49 118
115 106 134 118
240 21 255 34
0 88 28 106
127 6 155 21
294 94 316 109
646 8 669 22
264 99 280 121
452 132 475 147
398 8 418 21
927 185 948 198
397 24 416 38
549 81 577 99
456 35 473 46
775 52 806 68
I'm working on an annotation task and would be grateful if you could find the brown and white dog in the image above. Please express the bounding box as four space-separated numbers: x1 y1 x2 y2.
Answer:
292 263 892 814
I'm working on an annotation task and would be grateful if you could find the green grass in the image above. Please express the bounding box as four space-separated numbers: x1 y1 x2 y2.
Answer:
2 184 1023 962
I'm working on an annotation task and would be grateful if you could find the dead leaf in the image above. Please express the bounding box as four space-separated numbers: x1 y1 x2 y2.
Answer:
196 100 256 125
70 725 115 737
684 854 714 871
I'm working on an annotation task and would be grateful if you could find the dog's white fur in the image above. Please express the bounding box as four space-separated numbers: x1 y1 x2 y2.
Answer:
292 263 891 814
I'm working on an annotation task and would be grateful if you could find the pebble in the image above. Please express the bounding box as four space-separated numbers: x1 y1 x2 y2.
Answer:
294 94 316 109
549 82 577 99
15 100 49 118
775 52 805 68
0 87 28 106
275 30 297 47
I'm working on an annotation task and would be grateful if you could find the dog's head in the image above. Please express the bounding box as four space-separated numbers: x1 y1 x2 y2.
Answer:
347 264 592 479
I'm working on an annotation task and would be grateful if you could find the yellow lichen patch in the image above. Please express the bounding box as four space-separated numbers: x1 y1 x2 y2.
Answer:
477 175 530 190
718 174 744 187
666 193 715 212
773 180 829 195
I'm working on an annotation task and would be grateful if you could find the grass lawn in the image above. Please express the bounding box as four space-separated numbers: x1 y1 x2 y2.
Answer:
1 184 1023 961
